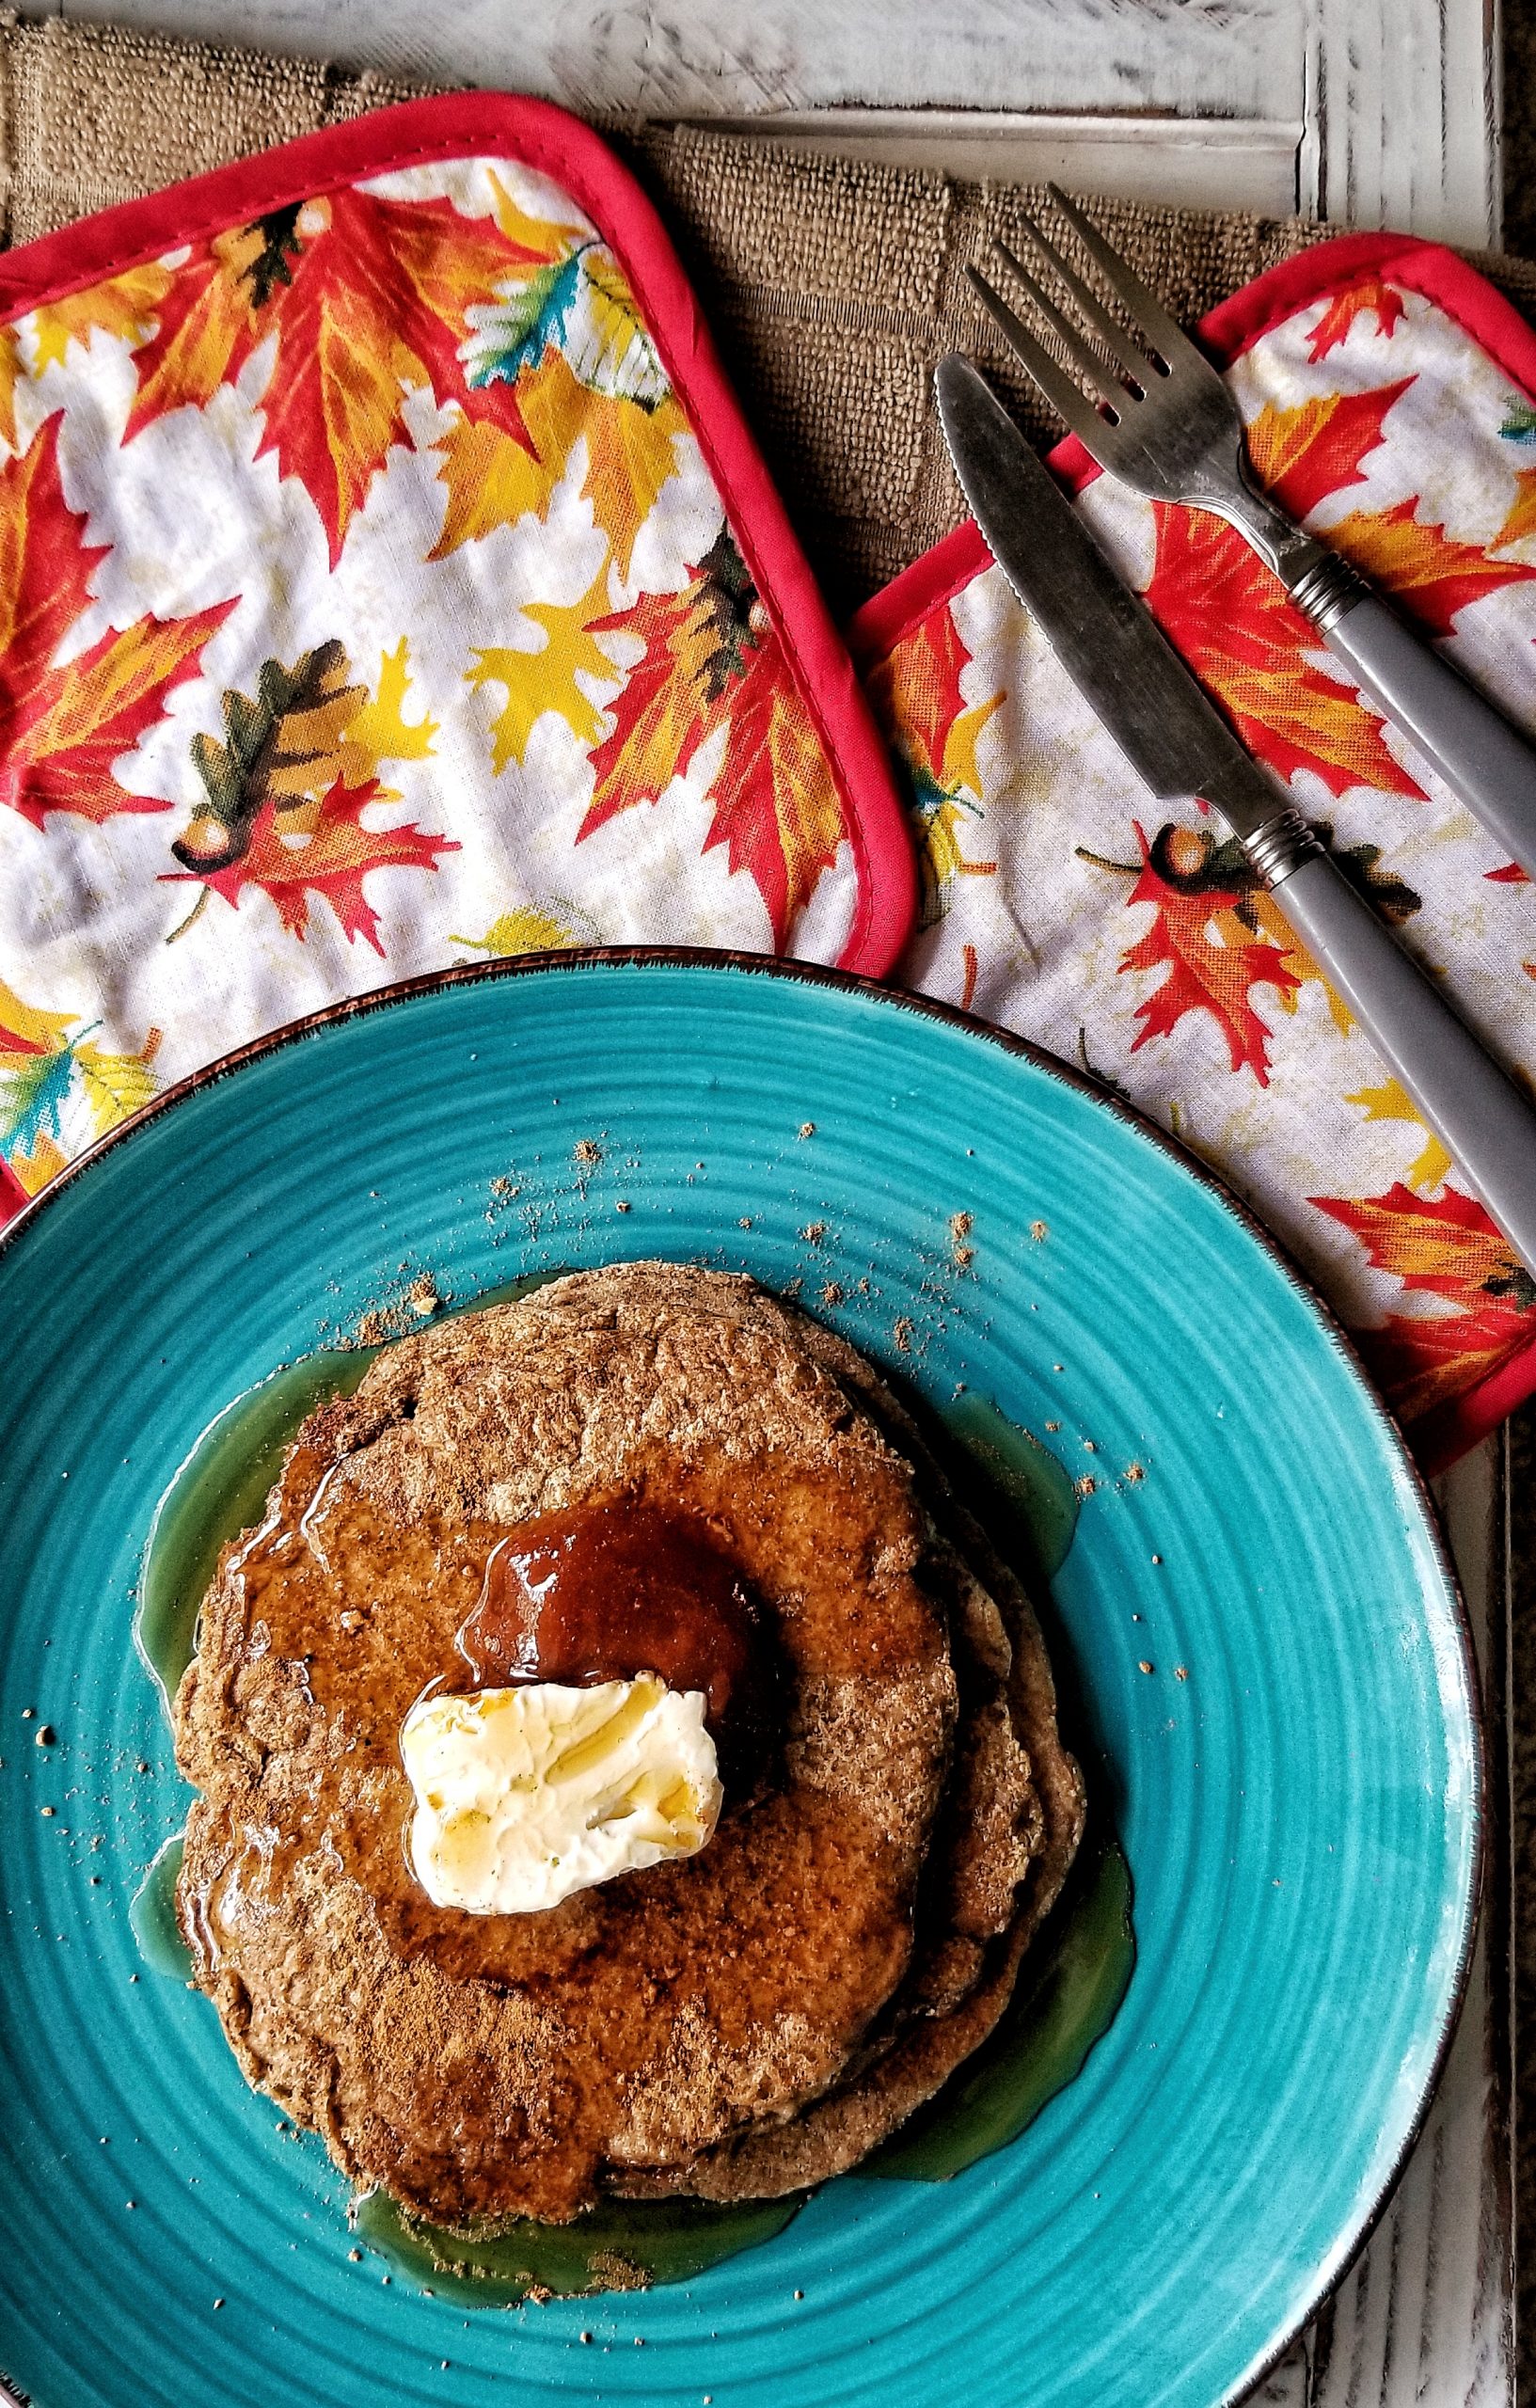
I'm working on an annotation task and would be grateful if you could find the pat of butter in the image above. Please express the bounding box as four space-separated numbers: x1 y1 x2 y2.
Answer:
400 1675 721 1914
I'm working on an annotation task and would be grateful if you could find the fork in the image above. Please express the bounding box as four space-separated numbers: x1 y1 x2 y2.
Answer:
966 186 1536 881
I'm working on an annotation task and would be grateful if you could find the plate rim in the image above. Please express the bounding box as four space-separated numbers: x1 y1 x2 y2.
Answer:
0 942 1487 2408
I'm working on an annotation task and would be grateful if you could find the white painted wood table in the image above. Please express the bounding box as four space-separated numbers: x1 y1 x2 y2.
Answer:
46 1 1520 2400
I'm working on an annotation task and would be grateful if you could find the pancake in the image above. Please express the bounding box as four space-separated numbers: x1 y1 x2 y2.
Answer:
173 1262 1084 2229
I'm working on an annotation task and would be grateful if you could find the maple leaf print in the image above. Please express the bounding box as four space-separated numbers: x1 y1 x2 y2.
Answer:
1312 1181 1536 1428
433 344 683 576
467 572 621 769
1306 277 1406 363
1343 1079 1452 1192
1110 820 1301 1079
1312 1180 1535 1308
867 610 1003 927
165 774 457 954
1150 376 1536 796
1323 497 1536 635
1493 467 1536 551
0 414 233 828
125 186 544 563
1085 816 1416 1055
583 527 758 829
1144 503 1425 799
1245 379 1413 518
0 261 174 452
697 627 846 944
582 527 843 942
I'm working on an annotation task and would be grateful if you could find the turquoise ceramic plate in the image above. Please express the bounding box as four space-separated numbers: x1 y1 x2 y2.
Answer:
0 953 1479 2408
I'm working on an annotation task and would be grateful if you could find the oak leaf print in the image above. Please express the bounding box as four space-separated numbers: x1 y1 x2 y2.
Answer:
165 639 451 951
1311 1181 1536 1426
0 414 233 827
582 527 844 943
1305 277 1405 363
866 609 1001 927
125 188 543 562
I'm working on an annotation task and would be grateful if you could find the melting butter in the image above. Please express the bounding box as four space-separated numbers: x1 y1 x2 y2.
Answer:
401 1674 720 1914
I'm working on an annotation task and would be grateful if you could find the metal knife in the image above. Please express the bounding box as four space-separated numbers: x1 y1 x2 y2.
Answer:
936 352 1536 1279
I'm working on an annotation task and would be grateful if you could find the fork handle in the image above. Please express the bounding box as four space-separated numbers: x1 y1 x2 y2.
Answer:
1262 841 1536 1276
1317 590 1536 879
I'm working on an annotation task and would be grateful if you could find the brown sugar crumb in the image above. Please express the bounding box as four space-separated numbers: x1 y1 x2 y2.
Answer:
35 1724 55 1747
1044 1420 1060 1432
820 1282 845 1307
525 2285 554 2306
857 1277 871 1294
1126 1462 1146 1482
1074 1475 1097 1498
948 1210 974 1268
40 1805 55 1817
1174 1666 1189 1682
799 1222 827 1244
893 1317 915 1354
1031 1220 1049 1242
798 1121 816 1139
1138 1659 1153 1675
356 1309 387 1346
407 1275 441 1318
489 1177 513 1199
573 1139 603 1165
615 1200 632 1213
1083 1441 1098 1454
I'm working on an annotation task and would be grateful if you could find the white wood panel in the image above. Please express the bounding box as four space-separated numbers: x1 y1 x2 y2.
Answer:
1300 0 1502 245
64 0 1303 119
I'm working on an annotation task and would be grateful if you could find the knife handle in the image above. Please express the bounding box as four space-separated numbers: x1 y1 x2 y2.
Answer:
1265 844 1536 1276
1318 590 1536 880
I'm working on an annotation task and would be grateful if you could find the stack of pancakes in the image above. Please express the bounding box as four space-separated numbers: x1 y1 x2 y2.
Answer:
174 1262 1084 2229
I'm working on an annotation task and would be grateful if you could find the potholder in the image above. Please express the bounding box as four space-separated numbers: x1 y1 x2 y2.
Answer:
0 90 912 1205
856 236 1536 1469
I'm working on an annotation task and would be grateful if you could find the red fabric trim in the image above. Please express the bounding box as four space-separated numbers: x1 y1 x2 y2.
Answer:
0 1159 27 1229
851 224 1536 1466
0 91 914 976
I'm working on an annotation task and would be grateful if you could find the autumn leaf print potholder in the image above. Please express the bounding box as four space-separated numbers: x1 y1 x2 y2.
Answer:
856 234 1536 1468
0 91 912 1213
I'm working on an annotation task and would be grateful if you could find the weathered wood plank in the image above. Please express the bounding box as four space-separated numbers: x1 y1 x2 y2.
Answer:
64 0 1303 120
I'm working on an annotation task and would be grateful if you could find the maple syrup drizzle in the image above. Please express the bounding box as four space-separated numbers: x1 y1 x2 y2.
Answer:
456 1498 777 1782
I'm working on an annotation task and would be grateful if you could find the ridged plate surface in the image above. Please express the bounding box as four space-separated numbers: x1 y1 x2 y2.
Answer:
0 954 1479 2408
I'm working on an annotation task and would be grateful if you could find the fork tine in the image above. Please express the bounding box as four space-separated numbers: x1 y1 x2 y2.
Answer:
963 267 1109 448
1044 182 1207 373
988 243 1129 414
1000 225 1154 387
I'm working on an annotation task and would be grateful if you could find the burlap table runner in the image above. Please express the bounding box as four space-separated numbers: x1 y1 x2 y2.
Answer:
1 6 1532 2380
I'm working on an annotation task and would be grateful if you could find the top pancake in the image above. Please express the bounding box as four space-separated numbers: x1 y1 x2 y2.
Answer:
174 1262 1082 2226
